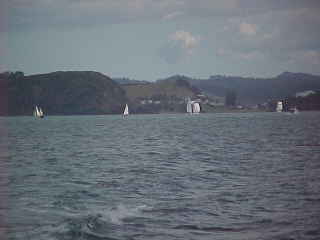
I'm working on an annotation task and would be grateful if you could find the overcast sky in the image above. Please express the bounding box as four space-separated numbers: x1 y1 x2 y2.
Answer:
1 0 320 80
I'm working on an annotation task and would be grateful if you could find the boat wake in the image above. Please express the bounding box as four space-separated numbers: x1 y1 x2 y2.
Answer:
106 204 150 225
25 204 152 240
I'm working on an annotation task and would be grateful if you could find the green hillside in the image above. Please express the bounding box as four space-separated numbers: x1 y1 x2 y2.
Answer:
0 71 127 115
123 77 198 101
121 76 201 113
3 70 318 115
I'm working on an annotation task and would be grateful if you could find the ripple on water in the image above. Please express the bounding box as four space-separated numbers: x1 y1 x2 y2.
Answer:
4 112 320 240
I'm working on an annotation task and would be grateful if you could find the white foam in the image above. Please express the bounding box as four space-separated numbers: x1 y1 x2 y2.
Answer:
103 204 150 225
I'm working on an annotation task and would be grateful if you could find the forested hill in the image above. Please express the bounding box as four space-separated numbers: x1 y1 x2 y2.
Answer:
1 71 320 115
188 72 320 104
0 71 127 115
120 75 201 114
0 71 201 116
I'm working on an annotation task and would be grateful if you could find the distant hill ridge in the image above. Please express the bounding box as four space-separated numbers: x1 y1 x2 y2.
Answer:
114 72 320 105
188 72 320 104
1 71 320 115
0 71 201 115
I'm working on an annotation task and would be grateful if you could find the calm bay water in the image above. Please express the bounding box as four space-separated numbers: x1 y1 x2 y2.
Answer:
1 112 320 240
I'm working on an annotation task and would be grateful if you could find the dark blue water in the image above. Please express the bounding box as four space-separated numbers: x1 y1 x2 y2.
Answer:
1 112 320 240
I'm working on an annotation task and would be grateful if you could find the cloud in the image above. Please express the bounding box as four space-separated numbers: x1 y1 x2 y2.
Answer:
215 47 263 61
291 50 320 66
303 50 320 65
238 50 263 60
217 3 320 63
170 30 201 54
5 0 320 76
6 0 320 31
239 22 258 36
160 30 201 63
163 11 183 21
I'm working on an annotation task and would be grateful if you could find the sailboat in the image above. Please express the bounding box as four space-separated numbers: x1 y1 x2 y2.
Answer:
186 100 201 114
192 102 201 114
34 106 44 118
276 101 283 112
123 104 129 117
39 107 44 118
186 99 193 114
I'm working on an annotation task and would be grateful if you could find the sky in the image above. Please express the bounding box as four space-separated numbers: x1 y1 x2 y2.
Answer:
1 0 320 80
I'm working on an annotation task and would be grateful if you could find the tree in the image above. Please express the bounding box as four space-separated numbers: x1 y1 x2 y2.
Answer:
9 71 24 80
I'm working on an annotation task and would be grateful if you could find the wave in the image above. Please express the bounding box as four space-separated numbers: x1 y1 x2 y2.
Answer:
103 204 151 225
173 224 245 232
26 204 152 240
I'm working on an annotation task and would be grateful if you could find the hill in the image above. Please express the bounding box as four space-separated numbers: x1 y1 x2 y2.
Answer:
2 71 320 115
112 77 149 85
0 71 127 116
284 90 320 111
188 72 320 105
123 75 199 101
122 75 201 113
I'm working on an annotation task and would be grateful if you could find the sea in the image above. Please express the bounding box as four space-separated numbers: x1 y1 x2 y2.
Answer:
0 112 320 240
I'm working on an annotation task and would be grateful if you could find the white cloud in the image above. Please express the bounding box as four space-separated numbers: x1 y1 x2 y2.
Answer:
163 11 183 20
239 50 263 60
159 30 201 64
215 47 263 61
295 50 320 65
170 30 201 54
239 22 258 36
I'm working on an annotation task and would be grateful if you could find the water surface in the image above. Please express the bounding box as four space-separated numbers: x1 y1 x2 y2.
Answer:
1 112 320 239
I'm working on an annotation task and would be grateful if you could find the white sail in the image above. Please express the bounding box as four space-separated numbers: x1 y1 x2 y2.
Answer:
39 107 44 117
186 99 192 113
276 101 283 112
34 106 44 118
123 104 129 116
36 106 40 117
192 102 201 114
